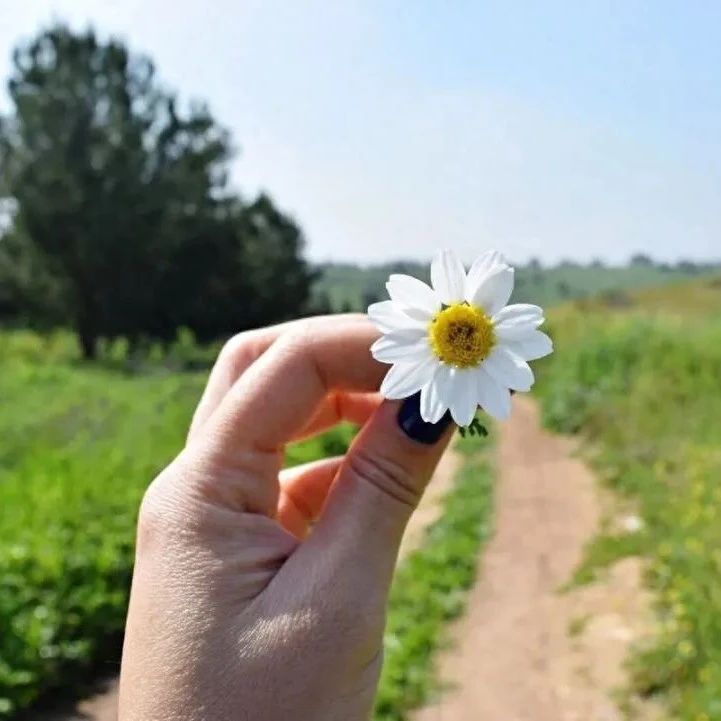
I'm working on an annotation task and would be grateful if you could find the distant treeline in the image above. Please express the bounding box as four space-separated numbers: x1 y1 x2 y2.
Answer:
313 255 721 312
0 25 318 358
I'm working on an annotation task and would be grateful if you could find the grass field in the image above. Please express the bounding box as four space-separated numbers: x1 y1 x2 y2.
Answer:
0 331 354 717
536 276 721 720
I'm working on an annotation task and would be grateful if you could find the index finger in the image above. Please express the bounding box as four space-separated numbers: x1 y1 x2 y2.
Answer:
187 318 384 514
188 314 367 441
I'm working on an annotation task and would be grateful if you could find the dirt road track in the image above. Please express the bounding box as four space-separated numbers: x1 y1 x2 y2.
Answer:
415 396 657 721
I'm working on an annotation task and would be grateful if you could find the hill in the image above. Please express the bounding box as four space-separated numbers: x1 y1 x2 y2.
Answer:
313 258 720 312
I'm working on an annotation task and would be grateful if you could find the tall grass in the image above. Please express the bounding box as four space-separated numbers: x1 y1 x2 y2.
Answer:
536 304 721 720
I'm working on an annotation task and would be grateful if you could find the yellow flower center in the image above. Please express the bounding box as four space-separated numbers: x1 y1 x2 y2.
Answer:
429 303 495 368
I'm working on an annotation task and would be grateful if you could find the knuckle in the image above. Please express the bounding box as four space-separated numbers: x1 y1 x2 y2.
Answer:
346 448 420 510
218 331 260 373
270 322 321 373
136 460 197 551
277 320 316 353
136 477 174 551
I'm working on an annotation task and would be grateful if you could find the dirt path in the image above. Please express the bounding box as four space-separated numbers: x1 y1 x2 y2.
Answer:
45 446 462 721
415 396 657 721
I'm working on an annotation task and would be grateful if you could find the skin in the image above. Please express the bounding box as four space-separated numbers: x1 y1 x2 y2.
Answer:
119 315 454 721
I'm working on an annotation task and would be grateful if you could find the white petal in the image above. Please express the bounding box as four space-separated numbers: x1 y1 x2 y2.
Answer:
464 250 507 299
371 331 429 364
367 301 427 333
420 364 452 423
492 303 544 325
475 366 511 420
504 330 554 361
483 346 534 392
431 249 466 305
402 305 435 322
447 368 479 427
379 357 439 400
469 265 515 316
494 305 545 341
386 274 440 315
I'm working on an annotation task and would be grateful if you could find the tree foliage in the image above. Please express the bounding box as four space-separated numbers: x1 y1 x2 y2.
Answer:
0 25 314 357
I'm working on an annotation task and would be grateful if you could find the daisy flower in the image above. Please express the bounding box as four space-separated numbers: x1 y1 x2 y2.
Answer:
368 249 553 426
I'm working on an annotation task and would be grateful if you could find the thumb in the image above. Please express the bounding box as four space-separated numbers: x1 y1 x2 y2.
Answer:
306 393 455 589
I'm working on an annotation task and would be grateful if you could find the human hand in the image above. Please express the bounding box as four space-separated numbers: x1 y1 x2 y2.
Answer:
118 315 454 721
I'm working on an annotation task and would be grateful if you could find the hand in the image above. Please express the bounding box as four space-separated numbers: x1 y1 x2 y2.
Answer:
118 315 454 721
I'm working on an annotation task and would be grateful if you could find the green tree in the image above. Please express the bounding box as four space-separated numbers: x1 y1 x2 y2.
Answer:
0 25 313 357
630 253 653 267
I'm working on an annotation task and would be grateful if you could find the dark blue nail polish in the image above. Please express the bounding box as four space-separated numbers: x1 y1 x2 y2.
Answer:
397 392 454 444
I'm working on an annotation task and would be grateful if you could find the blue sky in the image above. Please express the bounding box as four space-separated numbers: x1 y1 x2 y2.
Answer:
1 1 720 264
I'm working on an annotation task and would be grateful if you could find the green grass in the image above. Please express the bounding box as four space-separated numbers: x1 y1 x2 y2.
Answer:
374 434 494 721
568 614 591 639
0 334 353 718
535 277 721 720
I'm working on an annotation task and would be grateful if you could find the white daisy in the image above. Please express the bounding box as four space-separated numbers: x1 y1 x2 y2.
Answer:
368 249 553 426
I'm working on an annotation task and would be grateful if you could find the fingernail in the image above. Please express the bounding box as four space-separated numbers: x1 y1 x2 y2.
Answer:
397 392 454 444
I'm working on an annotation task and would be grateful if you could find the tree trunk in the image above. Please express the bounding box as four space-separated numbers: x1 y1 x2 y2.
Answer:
78 326 98 360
